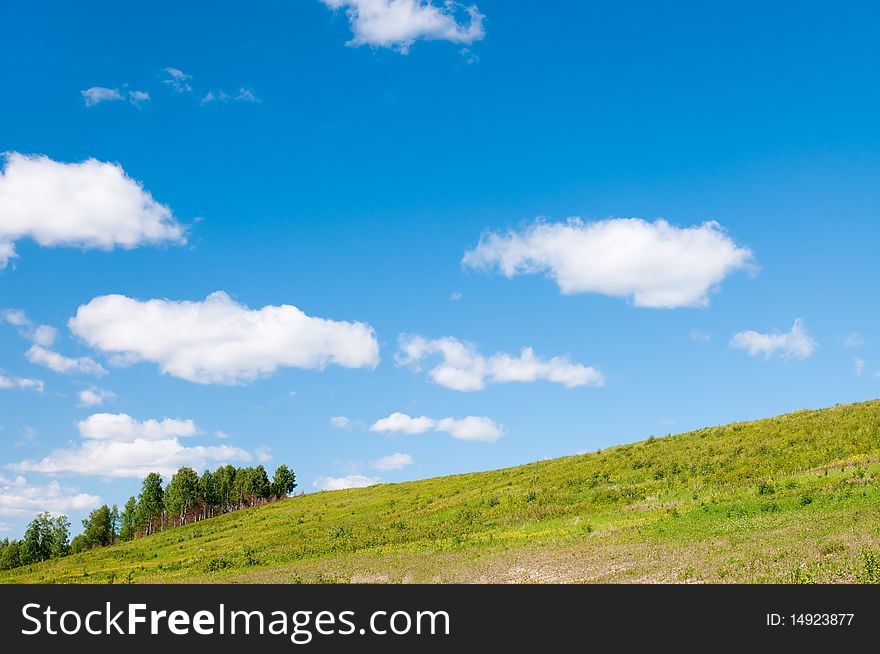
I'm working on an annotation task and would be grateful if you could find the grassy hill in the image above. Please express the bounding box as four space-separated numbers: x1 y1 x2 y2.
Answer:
3 399 880 584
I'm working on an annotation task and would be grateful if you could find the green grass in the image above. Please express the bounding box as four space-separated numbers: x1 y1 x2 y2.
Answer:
4 399 880 584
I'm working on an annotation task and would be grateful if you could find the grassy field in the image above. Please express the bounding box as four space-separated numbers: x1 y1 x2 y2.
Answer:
3 399 880 584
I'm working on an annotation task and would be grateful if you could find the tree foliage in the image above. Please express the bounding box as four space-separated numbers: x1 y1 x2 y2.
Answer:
1 463 296 570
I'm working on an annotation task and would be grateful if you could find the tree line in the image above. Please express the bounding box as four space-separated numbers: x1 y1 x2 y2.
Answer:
0 463 296 571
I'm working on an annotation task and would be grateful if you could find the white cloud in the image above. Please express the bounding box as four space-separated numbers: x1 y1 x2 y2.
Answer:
10 412 251 478
730 319 817 360
235 88 260 103
397 334 603 391
449 291 462 301
313 474 380 491
69 291 380 384
0 374 44 392
370 411 503 442
81 86 124 106
31 325 58 347
81 87 150 107
76 388 115 407
435 416 502 441
370 452 413 471
690 328 711 343
77 413 198 441
0 152 185 268
330 416 352 429
201 88 261 105
370 412 436 434
0 474 101 517
128 90 150 104
26 345 107 376
200 90 228 105
321 0 485 52
162 67 192 93
463 218 754 308
841 332 865 348
854 358 865 376
199 86 262 105
1 309 28 326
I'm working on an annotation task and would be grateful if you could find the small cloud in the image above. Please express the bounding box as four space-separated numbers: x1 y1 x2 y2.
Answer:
370 452 413 471
854 358 865 377
77 388 115 408
689 328 711 343
201 88 261 105
730 319 817 360
313 475 380 491
449 292 462 301
321 0 486 53
128 90 150 106
1 309 29 327
460 47 479 65
200 90 229 105
81 86 124 107
397 334 603 391
330 416 352 429
31 325 58 347
255 446 273 463
0 374 44 392
841 332 865 348
26 345 107 376
162 67 193 93
370 412 503 442
214 430 232 440
235 87 260 103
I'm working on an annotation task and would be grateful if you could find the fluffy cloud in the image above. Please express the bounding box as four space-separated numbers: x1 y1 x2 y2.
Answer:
313 474 380 491
77 413 198 441
841 332 865 348
31 325 58 347
370 412 502 442
730 319 817 360
397 334 603 392
330 416 352 429
463 218 754 308
0 474 101 517
77 388 115 408
10 413 251 478
0 309 28 326
370 412 436 434
321 0 485 52
26 345 107 376
68 291 380 384
370 452 414 471
81 86 123 106
0 374 43 392
0 152 185 268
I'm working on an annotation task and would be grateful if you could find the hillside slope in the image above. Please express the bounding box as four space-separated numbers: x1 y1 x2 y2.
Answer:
4 399 880 584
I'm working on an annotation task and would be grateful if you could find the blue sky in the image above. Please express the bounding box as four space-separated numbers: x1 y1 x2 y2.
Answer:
1 0 879 537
